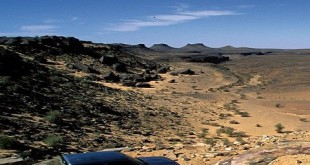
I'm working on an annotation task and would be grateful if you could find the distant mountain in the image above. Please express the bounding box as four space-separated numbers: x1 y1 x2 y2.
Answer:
150 44 176 52
176 43 211 53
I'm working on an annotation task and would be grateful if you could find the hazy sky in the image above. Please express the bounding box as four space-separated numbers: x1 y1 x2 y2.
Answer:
1 0 309 48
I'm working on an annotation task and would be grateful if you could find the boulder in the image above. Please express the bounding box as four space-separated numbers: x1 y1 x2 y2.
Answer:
113 63 127 72
135 82 151 88
102 71 119 82
170 69 195 76
99 55 118 65
158 65 170 74
71 62 99 74
33 55 48 64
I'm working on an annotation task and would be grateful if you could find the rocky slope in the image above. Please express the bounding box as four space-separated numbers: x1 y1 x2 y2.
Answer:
0 36 180 161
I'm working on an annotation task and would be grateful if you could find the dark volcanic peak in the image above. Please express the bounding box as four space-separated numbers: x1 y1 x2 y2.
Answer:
220 45 236 49
115 43 147 49
177 43 211 53
150 43 176 52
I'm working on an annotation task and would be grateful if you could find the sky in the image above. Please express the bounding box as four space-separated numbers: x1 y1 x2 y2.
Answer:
0 0 310 49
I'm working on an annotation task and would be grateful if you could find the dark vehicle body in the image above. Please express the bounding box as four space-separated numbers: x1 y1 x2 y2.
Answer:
62 151 179 165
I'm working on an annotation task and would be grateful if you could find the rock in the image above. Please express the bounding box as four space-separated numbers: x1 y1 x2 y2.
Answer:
225 147 232 151
135 82 151 88
5 37 21 46
168 79 176 83
113 63 127 72
233 141 241 145
158 66 170 74
102 71 119 82
33 56 48 64
167 137 181 142
99 55 118 65
170 69 195 76
204 153 218 158
0 157 33 165
182 157 191 161
71 62 99 74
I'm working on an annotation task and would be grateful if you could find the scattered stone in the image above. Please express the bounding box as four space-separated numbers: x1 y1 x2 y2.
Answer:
102 71 119 82
135 82 151 88
170 69 195 76
113 63 127 72
157 66 170 74
99 55 118 65
168 79 176 83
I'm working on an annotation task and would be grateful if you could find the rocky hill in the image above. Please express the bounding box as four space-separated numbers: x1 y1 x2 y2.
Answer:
150 44 176 52
0 36 179 161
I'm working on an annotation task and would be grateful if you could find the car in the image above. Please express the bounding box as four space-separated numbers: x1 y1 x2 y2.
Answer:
61 151 180 165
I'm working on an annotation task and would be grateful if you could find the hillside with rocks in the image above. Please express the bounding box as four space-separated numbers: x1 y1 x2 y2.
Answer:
1 36 310 165
0 36 181 162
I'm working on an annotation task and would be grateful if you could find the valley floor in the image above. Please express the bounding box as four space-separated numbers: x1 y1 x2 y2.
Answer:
112 54 310 164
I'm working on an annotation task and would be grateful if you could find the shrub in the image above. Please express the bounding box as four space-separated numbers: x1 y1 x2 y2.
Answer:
257 96 264 99
235 136 246 144
0 135 17 149
205 138 216 146
222 138 231 146
275 103 281 108
216 127 235 137
240 94 246 99
256 124 262 127
45 110 62 123
299 118 308 122
197 128 208 138
238 111 250 117
43 135 63 148
275 123 284 133
0 76 11 85
224 127 235 137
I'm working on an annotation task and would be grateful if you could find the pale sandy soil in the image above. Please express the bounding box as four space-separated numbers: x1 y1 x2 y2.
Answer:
269 155 310 165
120 55 310 165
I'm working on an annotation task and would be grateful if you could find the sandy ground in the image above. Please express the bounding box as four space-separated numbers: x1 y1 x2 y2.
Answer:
121 55 310 164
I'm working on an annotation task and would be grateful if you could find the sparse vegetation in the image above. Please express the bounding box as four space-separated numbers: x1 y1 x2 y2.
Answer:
219 113 232 119
205 138 216 146
256 124 262 127
275 123 285 133
197 128 208 138
216 127 235 137
257 96 264 99
240 93 246 99
0 135 17 149
275 103 281 108
0 76 10 85
238 111 250 117
299 118 308 122
222 138 231 146
44 110 62 123
43 135 63 148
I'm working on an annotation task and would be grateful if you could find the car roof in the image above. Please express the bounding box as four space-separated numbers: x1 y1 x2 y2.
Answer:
62 151 130 165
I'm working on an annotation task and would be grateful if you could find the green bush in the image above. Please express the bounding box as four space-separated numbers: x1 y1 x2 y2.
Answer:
0 76 11 85
216 127 235 137
299 118 308 122
43 135 63 147
275 123 285 133
45 110 62 123
205 138 216 146
0 135 17 149
238 111 250 117
197 128 208 138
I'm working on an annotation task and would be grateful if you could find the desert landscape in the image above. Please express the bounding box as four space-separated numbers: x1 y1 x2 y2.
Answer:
0 36 310 165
